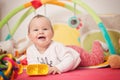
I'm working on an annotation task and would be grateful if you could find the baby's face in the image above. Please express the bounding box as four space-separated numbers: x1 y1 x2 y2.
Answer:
28 17 54 47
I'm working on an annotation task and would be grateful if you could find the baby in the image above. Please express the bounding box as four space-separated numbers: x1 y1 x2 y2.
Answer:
26 15 80 74
26 14 108 75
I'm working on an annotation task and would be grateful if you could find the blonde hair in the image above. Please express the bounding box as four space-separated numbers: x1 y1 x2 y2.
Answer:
28 14 53 33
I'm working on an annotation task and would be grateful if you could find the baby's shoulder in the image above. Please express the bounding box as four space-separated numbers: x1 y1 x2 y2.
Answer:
27 44 35 51
52 41 65 48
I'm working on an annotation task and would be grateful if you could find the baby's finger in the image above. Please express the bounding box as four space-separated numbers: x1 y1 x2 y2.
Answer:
52 70 56 75
52 70 61 75
48 68 54 74
57 71 61 74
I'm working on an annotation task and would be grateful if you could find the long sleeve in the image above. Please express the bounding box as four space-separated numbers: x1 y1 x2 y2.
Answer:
26 42 81 73
26 45 40 64
54 44 81 72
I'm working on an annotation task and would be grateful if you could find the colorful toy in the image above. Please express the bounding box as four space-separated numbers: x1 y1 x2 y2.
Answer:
0 0 116 55
26 64 48 75
0 54 23 80
0 0 118 76
68 16 83 30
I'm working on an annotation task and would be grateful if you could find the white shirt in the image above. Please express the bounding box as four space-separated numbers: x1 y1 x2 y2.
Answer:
26 41 81 72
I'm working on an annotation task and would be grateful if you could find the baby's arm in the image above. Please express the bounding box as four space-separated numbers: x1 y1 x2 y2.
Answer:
48 54 75 74
55 47 80 73
48 66 61 74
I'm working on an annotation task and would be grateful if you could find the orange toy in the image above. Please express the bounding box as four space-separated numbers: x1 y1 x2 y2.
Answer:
108 38 120 69
108 55 120 68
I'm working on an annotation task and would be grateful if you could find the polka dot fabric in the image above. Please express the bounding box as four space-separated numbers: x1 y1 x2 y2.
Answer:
68 41 104 67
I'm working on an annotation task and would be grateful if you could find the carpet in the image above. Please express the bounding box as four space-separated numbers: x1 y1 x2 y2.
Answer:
15 68 120 80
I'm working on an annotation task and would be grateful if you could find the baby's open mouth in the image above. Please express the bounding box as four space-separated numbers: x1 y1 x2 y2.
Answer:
38 36 46 40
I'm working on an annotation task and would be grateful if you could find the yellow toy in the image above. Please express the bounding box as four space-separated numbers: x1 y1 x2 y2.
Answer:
26 64 48 75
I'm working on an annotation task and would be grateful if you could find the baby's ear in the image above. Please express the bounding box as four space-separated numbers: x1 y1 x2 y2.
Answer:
27 34 31 40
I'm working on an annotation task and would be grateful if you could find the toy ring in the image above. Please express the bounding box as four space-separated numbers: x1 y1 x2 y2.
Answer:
68 16 80 28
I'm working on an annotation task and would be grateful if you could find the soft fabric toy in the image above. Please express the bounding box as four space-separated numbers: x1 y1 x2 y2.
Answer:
52 23 80 46
0 37 31 66
14 36 32 57
0 39 15 55
108 55 120 68
0 36 32 58
108 38 120 68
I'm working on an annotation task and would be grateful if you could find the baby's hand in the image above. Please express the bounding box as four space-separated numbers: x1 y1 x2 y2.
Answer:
48 66 61 75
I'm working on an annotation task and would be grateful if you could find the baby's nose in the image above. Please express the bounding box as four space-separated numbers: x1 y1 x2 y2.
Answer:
39 30 44 34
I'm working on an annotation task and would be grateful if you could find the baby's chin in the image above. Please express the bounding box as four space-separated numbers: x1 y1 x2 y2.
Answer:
36 40 51 46
36 39 48 44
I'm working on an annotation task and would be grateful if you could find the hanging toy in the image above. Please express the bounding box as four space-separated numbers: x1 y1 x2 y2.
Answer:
68 16 83 30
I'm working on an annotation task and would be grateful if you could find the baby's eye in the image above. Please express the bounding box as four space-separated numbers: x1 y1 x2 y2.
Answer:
43 28 48 30
33 29 38 31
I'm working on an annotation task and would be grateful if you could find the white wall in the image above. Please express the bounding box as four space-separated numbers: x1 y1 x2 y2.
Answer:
0 0 120 41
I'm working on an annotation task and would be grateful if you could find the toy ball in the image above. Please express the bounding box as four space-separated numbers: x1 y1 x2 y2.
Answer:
0 54 22 80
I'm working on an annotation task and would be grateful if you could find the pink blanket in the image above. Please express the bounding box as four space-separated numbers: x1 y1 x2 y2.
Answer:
16 68 120 80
